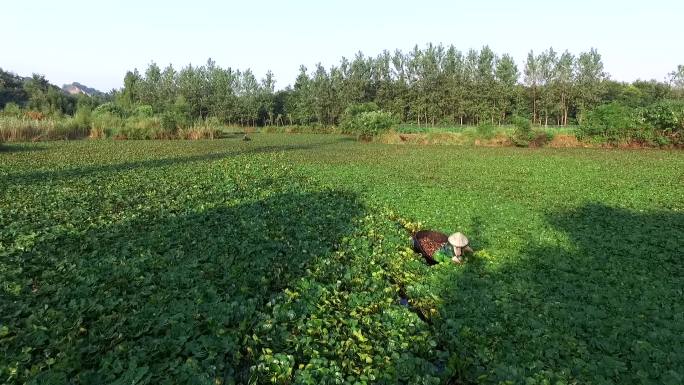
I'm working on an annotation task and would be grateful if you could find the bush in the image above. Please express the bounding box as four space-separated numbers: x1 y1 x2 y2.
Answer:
158 98 193 134
340 104 396 139
511 115 533 147
639 100 684 144
475 124 496 140
355 111 397 139
133 105 154 118
73 106 92 130
90 112 124 138
160 110 191 133
579 102 645 143
2 102 22 117
93 102 126 118
339 103 380 134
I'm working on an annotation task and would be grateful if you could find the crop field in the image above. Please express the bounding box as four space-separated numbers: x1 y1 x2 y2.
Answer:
1 135 683 385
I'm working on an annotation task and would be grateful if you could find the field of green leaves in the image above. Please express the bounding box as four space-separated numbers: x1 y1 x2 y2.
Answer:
1 135 683 385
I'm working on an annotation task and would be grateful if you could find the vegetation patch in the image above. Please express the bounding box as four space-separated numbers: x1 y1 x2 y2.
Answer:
1 136 682 384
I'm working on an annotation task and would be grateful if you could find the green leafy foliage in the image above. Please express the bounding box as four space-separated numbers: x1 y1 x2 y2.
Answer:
354 111 398 139
579 102 645 143
639 100 684 144
511 115 533 146
93 102 126 118
133 105 154 118
2 102 22 117
340 103 398 138
1 136 682 384
475 124 496 140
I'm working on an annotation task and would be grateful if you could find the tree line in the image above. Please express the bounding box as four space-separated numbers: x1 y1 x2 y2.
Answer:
109 45 683 128
2 44 683 129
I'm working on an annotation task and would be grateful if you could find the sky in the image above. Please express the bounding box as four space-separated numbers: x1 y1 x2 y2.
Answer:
2 0 683 91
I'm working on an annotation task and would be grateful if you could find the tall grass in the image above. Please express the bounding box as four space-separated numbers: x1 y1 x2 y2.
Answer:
0 114 226 142
0 117 89 141
262 125 340 134
178 119 222 140
397 123 578 134
379 124 581 147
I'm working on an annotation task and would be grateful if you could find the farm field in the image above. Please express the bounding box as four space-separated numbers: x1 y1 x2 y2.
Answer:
1 134 683 384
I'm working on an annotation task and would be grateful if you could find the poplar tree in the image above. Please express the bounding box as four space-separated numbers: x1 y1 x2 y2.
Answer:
574 48 607 124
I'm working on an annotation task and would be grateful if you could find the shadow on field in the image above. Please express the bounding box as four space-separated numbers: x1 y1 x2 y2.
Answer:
4 138 348 187
434 203 684 384
1 190 364 384
0 143 47 153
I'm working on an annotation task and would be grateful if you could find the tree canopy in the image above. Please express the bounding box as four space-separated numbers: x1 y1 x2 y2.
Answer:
2 45 682 130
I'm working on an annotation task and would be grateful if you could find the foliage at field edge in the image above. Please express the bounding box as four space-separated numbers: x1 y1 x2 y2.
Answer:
2 50 684 145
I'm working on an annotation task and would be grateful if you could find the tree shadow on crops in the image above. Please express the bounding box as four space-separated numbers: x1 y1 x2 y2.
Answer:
2 190 364 384
0 143 47 153
433 203 684 384
466 215 490 251
216 132 245 139
4 137 349 187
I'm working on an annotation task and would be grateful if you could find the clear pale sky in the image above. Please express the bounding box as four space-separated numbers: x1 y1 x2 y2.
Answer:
2 0 682 91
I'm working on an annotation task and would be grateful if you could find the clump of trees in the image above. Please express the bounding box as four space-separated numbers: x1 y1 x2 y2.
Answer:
1 71 78 117
107 45 682 143
2 45 684 144
578 100 684 144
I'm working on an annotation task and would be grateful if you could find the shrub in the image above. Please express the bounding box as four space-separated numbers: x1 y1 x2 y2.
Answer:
133 104 154 118
579 102 645 143
511 115 533 147
340 104 396 139
178 118 222 140
158 98 192 133
160 110 190 133
354 110 397 139
476 124 496 140
339 102 380 134
90 112 124 138
2 102 22 117
93 102 126 118
639 100 684 144
73 106 92 130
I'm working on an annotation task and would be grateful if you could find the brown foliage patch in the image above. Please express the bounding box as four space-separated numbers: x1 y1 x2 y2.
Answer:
548 134 582 148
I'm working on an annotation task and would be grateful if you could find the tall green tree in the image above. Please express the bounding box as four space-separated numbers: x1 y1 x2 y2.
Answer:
524 51 540 124
538 48 558 126
495 54 519 123
463 49 479 124
553 51 574 126
477 46 497 123
574 48 607 124
140 62 162 110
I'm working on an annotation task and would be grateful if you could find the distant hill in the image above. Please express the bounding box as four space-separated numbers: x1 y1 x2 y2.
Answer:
61 82 105 97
